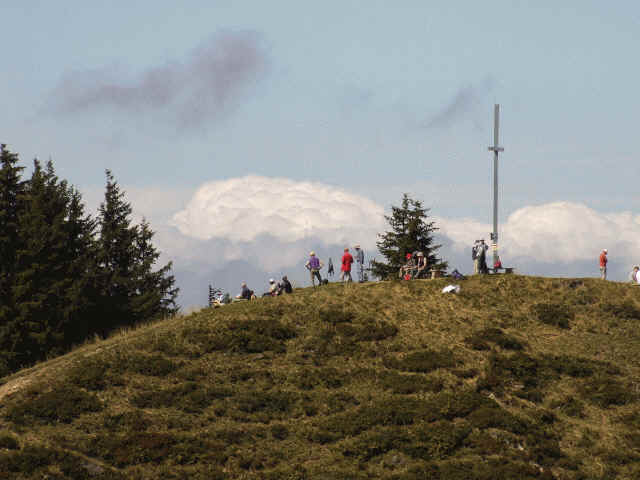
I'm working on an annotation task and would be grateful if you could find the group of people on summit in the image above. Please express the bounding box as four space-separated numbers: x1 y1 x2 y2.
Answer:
304 245 366 286
235 245 366 300
232 244 634 302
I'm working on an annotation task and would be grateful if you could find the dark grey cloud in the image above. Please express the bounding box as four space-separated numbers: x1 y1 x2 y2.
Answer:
424 77 495 129
49 31 268 128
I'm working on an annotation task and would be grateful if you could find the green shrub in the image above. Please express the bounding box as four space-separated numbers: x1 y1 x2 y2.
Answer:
578 375 636 407
319 307 355 324
0 434 19 450
102 410 150 431
425 390 497 421
550 396 585 418
465 328 526 351
68 357 109 390
384 349 457 373
405 421 471 460
319 398 423 438
213 318 297 354
0 445 56 476
601 300 640 320
292 367 344 390
270 424 289 440
378 371 444 394
132 382 231 413
127 353 179 377
5 384 103 425
234 389 296 415
342 426 408 460
467 406 528 434
531 302 573 329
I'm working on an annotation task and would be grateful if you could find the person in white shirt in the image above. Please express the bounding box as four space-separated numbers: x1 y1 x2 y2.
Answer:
629 266 640 284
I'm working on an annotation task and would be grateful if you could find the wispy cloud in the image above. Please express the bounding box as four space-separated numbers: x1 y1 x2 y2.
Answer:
48 31 269 128
424 77 495 129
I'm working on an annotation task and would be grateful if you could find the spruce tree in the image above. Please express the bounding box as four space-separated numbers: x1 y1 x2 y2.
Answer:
370 193 447 279
11 160 97 368
0 145 25 374
95 171 178 334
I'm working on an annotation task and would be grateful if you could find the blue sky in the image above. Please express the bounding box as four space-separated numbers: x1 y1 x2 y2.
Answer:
2 1 640 305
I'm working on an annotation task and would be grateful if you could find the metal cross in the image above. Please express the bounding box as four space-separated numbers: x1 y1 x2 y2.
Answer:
488 104 504 269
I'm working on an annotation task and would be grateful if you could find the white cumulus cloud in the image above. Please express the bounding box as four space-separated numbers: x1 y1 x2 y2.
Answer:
170 175 386 248
438 201 640 264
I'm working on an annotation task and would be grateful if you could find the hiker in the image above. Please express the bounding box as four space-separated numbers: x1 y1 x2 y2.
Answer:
354 244 365 282
477 240 489 274
599 249 608 280
305 251 324 286
236 282 253 300
327 258 335 277
340 248 354 282
472 241 479 274
494 255 502 271
629 266 640 284
415 252 427 278
280 275 293 293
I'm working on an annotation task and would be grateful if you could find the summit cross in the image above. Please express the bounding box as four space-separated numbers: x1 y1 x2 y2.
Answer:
488 104 504 269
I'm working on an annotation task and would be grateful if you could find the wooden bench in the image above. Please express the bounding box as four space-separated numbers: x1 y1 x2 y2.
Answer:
429 269 445 279
492 267 514 274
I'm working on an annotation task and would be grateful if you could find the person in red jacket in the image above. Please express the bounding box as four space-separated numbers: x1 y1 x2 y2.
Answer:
340 248 354 283
599 249 608 280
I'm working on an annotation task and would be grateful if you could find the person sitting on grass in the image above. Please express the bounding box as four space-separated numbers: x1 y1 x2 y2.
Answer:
280 275 293 293
415 252 427 278
399 253 417 279
236 282 253 300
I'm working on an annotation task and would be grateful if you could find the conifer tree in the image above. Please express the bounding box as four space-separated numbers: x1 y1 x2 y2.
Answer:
370 193 447 279
10 160 97 368
0 145 25 374
95 171 178 333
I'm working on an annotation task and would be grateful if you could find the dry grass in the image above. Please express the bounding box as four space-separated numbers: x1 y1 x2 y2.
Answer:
0 275 638 479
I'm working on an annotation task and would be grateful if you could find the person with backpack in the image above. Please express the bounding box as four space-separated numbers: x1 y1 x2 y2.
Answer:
280 275 293 293
305 251 324 287
340 248 354 283
354 244 365 282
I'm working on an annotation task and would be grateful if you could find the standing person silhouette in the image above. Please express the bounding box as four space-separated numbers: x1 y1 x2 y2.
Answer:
599 249 608 280
354 244 365 282
305 252 324 287
340 248 354 283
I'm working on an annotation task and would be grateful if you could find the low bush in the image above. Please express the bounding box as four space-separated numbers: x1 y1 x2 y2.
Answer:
378 371 444 394
405 420 471 460
384 349 457 373
319 307 355 324
549 396 585 418
531 302 573 329
68 357 110 390
132 382 231 413
577 375 636 407
0 434 19 450
215 318 297 354
600 300 640 320
292 367 344 390
464 327 526 351
5 384 103 425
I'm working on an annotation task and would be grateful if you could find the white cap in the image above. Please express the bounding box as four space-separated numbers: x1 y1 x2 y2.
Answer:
603 249 608 253
269 278 275 283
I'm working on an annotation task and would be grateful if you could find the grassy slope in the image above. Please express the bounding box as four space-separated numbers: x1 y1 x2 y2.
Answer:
0 275 639 479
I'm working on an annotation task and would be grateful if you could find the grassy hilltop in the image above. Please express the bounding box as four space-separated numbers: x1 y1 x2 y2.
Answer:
0 275 639 479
